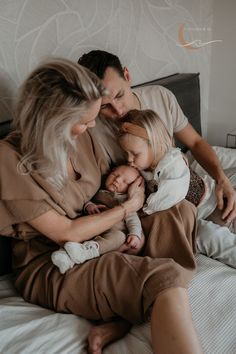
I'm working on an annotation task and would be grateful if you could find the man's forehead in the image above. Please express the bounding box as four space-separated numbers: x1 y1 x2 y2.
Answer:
103 68 124 90
101 87 117 102
103 67 122 82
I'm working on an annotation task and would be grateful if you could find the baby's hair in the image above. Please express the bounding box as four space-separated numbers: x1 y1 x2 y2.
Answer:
119 109 173 162
108 164 140 179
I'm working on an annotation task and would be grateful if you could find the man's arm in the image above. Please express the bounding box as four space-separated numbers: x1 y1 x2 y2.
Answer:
175 123 236 222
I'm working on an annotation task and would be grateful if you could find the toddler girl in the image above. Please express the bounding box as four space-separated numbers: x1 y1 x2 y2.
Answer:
119 109 193 214
119 109 236 268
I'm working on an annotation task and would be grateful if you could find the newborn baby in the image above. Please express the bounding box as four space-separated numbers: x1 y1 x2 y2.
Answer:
52 165 143 274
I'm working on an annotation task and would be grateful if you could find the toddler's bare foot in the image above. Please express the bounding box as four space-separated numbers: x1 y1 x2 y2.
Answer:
118 243 142 255
125 246 141 255
117 243 130 253
117 241 144 255
88 319 131 354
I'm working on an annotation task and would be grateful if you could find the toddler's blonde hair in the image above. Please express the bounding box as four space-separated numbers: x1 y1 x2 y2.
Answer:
119 109 173 163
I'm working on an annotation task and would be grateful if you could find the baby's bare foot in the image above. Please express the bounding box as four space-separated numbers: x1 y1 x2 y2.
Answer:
88 319 131 353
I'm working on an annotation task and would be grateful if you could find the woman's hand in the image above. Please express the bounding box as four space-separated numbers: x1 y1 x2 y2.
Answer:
124 176 145 213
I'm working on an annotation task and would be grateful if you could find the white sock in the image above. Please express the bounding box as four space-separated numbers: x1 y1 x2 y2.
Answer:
51 248 75 274
64 241 100 264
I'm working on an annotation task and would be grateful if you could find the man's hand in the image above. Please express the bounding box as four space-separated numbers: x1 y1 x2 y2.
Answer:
175 124 236 223
86 203 107 215
215 177 236 222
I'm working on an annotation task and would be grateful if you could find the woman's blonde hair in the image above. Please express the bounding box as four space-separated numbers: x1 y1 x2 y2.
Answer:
119 109 173 163
11 58 106 189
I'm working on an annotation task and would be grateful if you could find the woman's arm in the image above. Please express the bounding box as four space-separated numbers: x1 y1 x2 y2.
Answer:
28 176 144 245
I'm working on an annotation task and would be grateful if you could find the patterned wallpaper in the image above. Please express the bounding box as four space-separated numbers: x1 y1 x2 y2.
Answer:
0 0 214 137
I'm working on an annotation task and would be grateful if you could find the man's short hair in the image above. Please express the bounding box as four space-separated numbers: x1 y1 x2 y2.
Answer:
78 50 124 79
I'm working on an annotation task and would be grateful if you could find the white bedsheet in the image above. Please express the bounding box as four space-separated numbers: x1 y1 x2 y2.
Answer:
1 254 236 354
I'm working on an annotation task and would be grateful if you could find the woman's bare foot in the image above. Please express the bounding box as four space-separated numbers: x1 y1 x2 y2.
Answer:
87 319 131 354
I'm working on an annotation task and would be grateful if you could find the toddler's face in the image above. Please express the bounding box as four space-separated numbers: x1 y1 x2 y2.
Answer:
119 134 155 171
105 165 139 193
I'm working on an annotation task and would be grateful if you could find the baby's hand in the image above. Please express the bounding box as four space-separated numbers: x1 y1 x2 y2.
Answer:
86 203 107 215
126 234 141 249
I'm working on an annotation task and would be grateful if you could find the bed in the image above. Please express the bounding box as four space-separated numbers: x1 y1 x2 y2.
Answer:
1 73 236 354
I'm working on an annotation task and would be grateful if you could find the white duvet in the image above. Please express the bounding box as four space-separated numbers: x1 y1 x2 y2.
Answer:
1 254 236 354
191 146 236 269
0 146 236 354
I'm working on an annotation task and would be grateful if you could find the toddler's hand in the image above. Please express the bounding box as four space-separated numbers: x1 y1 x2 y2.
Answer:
86 203 107 215
126 234 141 249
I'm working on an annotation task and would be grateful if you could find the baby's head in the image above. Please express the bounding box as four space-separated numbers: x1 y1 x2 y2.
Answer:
105 165 140 193
118 109 173 171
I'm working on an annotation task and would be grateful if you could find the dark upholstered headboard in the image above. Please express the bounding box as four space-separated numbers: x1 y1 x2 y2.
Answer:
132 73 201 151
0 72 201 276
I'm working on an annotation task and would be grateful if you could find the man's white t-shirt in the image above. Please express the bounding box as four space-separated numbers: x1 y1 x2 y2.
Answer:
89 85 188 165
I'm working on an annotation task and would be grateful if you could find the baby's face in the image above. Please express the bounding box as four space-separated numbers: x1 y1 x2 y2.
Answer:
105 165 139 193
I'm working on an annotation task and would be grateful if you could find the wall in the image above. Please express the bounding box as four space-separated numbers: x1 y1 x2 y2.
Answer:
207 0 236 146
0 0 214 138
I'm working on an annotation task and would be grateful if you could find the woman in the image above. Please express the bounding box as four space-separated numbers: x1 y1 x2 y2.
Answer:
0 58 202 354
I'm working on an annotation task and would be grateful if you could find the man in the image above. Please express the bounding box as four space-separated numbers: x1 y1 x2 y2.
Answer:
78 50 236 223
